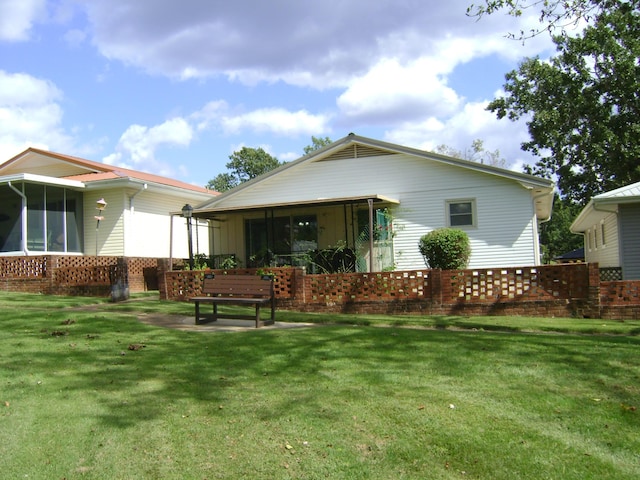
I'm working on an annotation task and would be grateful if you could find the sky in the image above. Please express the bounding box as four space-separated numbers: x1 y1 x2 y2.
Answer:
0 0 556 188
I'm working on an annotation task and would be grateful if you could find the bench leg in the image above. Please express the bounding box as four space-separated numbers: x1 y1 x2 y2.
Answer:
255 304 261 328
271 297 275 323
194 301 200 324
213 302 218 321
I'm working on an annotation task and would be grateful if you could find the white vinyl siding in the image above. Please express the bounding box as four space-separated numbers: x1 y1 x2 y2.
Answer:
212 153 541 269
124 190 210 259
584 212 619 268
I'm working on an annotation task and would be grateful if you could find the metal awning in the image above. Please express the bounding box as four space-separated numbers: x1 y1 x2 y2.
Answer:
186 194 400 219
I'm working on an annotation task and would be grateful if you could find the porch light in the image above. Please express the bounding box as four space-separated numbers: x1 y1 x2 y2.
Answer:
181 203 193 218
181 204 194 270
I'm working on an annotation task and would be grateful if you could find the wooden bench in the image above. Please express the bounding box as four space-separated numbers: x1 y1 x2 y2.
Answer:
190 274 275 328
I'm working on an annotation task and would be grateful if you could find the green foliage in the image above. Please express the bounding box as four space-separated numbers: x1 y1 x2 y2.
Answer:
539 194 584 263
206 147 282 192
418 228 471 270
303 135 332 155
486 0 640 204
467 0 604 40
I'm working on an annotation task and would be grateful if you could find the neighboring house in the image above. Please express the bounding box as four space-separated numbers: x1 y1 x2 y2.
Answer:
191 134 555 271
0 148 217 258
553 247 585 264
570 181 640 280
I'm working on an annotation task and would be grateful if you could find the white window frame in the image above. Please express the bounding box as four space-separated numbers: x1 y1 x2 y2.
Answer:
446 199 477 228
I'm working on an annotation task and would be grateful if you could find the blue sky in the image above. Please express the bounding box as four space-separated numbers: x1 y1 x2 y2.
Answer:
0 0 555 188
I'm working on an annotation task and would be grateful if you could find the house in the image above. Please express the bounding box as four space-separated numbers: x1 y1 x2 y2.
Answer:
0 148 217 258
553 247 585 264
190 134 555 272
570 181 640 280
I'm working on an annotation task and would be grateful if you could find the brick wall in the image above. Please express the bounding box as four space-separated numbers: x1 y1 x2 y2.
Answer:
0 255 160 296
3 256 639 319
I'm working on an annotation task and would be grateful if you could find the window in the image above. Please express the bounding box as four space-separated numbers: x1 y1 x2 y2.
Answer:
245 214 318 266
600 222 606 246
447 199 476 227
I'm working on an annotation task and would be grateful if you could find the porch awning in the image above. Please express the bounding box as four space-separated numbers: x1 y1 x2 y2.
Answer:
187 194 400 219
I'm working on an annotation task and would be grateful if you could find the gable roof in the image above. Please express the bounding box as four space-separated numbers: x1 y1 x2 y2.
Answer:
0 147 216 197
194 134 555 219
571 181 640 233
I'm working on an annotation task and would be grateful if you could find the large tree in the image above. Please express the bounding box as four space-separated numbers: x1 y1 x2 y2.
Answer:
207 147 282 192
485 0 640 205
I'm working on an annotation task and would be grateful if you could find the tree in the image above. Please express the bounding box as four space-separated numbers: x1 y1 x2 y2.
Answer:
206 147 282 192
467 0 605 40
435 138 507 168
539 194 583 263
303 136 332 155
486 0 640 205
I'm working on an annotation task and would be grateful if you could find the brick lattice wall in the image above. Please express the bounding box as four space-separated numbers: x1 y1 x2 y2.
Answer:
0 255 160 296
3 256 640 319
160 262 638 319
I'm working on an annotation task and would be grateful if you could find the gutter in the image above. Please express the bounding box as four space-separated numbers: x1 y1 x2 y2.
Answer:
7 181 29 255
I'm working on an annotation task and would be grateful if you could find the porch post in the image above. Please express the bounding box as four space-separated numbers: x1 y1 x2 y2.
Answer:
368 198 374 272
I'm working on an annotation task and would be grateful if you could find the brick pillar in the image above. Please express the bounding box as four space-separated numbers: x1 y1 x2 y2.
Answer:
587 262 601 318
290 267 306 306
430 269 442 306
157 258 171 300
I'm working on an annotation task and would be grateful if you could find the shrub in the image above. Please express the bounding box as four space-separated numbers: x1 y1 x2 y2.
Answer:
418 228 471 270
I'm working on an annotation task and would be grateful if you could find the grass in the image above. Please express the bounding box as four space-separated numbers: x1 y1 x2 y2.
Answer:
1 291 639 479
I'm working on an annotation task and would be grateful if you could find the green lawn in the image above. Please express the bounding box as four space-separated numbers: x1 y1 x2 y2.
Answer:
1 291 639 479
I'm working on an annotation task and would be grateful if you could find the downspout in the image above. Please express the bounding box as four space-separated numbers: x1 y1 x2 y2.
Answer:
532 190 552 265
7 181 28 255
129 183 147 213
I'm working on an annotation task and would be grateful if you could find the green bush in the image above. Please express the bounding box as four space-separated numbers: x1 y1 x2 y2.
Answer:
418 228 471 270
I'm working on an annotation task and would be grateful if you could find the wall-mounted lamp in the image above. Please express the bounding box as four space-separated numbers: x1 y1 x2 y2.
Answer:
95 198 107 257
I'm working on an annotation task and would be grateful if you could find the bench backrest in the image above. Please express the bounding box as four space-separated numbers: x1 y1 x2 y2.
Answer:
201 275 273 298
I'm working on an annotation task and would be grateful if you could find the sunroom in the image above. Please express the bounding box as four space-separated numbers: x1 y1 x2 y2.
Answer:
0 174 85 255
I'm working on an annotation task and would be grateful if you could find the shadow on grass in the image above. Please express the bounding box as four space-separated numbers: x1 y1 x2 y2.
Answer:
3 304 639 432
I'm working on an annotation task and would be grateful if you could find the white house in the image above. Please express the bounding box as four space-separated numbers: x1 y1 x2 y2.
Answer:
570 181 640 280
191 134 555 271
0 148 217 259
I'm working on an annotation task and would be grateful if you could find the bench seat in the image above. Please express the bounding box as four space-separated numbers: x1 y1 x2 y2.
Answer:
190 274 275 328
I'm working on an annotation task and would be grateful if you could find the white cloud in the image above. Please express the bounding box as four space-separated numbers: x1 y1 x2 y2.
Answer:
191 102 330 137
221 108 330 136
0 0 46 41
105 117 193 175
337 57 462 124
0 70 73 160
